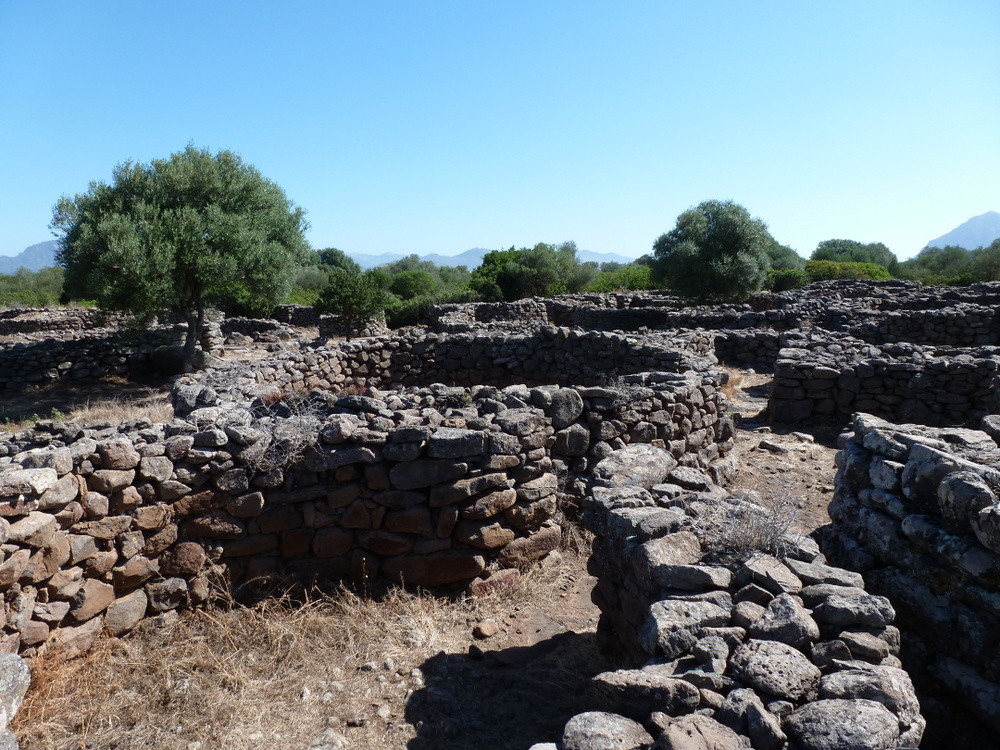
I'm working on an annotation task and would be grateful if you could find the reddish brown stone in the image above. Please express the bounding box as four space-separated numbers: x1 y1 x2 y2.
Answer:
105 589 148 636
109 485 143 514
160 542 207 576
132 503 173 530
497 523 562 567
384 507 435 537
87 469 135 494
111 556 159 588
173 489 228 516
19 619 50 646
71 515 133 540
358 530 412 556
468 568 521 597
183 511 245 540
312 527 353 558
382 552 486 586
460 489 518 521
70 578 115 621
222 535 279 558
142 524 179 556
280 529 314 558
453 521 516 549
340 500 372 529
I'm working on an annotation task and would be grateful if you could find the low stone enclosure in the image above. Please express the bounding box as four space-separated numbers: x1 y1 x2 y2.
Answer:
6 281 1000 746
8 280 1000 429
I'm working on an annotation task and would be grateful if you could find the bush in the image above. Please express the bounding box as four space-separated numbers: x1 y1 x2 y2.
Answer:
651 200 773 302
768 268 807 291
804 260 892 282
585 264 653 292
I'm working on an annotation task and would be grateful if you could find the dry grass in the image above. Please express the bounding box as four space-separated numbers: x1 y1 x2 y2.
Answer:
0 380 173 432
695 488 804 561
15 552 613 750
719 366 745 402
65 392 174 425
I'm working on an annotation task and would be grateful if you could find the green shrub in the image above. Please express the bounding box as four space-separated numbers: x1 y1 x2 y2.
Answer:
804 260 892 282
768 268 807 291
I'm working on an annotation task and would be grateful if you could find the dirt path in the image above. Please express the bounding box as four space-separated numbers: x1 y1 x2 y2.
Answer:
724 368 841 534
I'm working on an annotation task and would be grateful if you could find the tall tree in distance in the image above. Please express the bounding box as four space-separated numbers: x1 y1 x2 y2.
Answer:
811 239 898 275
51 145 310 370
652 200 773 302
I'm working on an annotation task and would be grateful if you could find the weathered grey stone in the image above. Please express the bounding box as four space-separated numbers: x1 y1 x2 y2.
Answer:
426 428 486 458
728 639 821 701
819 665 923 745
652 714 745 750
0 468 58 496
138 455 174 483
640 599 730 658
736 554 802 595
37 473 81 510
748 593 820 647
97 438 141 470
553 423 590 457
813 593 895 627
549 388 584 429
784 698 899 750
591 669 700 720
562 711 652 750
592 444 678 489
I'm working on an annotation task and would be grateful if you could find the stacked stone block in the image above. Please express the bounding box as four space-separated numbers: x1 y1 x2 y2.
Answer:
538 447 923 749
821 412 1000 744
0 369 733 662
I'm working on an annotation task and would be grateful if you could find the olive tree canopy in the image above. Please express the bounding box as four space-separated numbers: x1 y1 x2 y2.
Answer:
652 200 773 302
51 145 310 370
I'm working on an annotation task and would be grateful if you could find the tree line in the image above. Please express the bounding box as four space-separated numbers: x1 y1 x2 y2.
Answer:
34 145 1000 368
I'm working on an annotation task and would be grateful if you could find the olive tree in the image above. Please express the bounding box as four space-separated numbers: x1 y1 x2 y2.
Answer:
51 145 310 370
652 200 773 302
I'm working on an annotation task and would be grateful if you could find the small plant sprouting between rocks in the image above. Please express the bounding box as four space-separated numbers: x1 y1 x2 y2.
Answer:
694 488 803 562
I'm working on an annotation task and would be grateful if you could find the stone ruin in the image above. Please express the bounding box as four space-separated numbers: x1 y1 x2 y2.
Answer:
4 280 1000 747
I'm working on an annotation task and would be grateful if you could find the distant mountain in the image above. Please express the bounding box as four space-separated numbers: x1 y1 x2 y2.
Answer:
0 240 58 274
347 247 637 270
925 211 1000 251
4 239 637 274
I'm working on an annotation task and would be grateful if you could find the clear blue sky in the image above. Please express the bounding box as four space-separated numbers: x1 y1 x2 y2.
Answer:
1 1 997 261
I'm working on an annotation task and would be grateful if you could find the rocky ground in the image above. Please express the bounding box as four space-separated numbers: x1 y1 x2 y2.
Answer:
13 364 847 749
724 368 840 535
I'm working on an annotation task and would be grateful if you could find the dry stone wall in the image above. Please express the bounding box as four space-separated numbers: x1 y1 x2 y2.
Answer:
0 308 124 337
820 412 1000 746
534 447 924 749
768 336 1000 427
0 367 733 665
0 329 183 393
180 327 718 407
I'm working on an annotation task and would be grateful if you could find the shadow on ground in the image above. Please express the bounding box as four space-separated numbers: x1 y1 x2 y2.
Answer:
0 376 169 423
405 630 624 750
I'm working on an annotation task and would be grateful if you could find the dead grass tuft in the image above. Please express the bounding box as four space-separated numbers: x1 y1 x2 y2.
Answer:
695 488 803 561
67 393 174 425
720 367 745 402
14 552 602 750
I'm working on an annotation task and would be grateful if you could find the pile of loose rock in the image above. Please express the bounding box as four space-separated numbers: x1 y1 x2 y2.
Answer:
821 412 1000 745
527 444 923 749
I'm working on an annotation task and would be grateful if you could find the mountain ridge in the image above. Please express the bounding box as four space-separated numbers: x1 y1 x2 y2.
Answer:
925 211 1000 251
1 241 637 273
